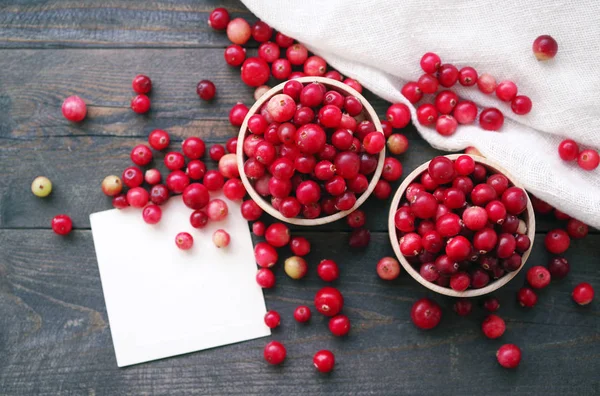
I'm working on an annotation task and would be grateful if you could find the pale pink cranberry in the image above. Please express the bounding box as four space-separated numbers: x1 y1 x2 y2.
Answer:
477 73 497 94
226 18 251 45
453 101 478 124
62 96 87 122
436 115 458 136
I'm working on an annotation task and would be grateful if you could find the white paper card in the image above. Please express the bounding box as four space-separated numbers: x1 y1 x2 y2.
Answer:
90 194 270 367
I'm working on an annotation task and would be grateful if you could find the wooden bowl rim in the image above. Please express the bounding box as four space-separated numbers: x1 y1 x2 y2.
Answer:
236 76 385 226
387 154 536 297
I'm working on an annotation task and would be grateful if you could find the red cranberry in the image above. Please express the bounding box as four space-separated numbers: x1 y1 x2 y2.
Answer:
303 55 327 76
126 187 148 208
435 90 458 114
526 266 551 289
483 297 500 312
545 229 570 254
375 257 400 280
471 183 497 206
436 213 462 237
479 108 504 131
286 43 308 65
207 144 225 162
294 123 326 154
410 298 442 329
481 314 506 339
417 73 439 94
428 156 455 184
241 199 263 221
436 115 458 136
324 70 343 80
422 230 443 253
501 187 527 215
444 188 466 209
264 341 286 365
343 78 362 93
208 7 229 30
279 197 301 218
122 166 143 188
62 96 87 122
293 306 311 323
190 210 208 229
473 228 498 254
446 236 472 262
557 139 579 161
462 206 488 230
181 183 209 210
130 94 150 114
264 310 280 329
327 315 351 338
266 94 295 123
420 52 441 73
511 95 532 115
229 102 249 126
363 132 385 154
175 232 193 250
449 272 470 291
400 232 423 257
112 195 129 209
471 268 490 288
374 180 392 199
163 152 184 171
497 344 521 369
349 228 371 248
224 44 246 66
382 157 403 181
256 268 275 288
566 219 588 239
453 176 474 195
486 200 507 224
453 101 478 124
386 103 411 129
419 174 437 192
313 350 335 373
254 242 278 268
458 66 478 86
132 74 152 94
196 80 216 101
410 192 438 219
416 103 439 126
419 263 439 282
240 57 270 87
275 32 294 48
150 184 169 205
314 287 344 317
317 259 339 282
453 299 472 316
472 164 487 182
502 253 522 272
300 82 325 107
496 233 516 258
495 81 518 102
533 35 558 60
572 282 594 305
578 149 600 170
51 214 73 235
437 64 459 87
517 287 538 307
435 254 459 276
202 170 224 191
477 73 496 94
148 129 170 151
401 81 423 103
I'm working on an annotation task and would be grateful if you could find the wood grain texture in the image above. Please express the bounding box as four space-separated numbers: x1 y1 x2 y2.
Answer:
0 0 257 49
0 230 598 395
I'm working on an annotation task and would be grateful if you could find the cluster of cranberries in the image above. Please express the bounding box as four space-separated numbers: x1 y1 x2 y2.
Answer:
395 155 531 291
242 79 395 223
252 221 347 372
399 52 534 137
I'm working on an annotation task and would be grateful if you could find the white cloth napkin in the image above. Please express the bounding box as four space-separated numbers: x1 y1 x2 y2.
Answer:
242 0 600 228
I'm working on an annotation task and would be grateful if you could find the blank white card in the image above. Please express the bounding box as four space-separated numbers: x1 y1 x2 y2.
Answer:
90 194 270 367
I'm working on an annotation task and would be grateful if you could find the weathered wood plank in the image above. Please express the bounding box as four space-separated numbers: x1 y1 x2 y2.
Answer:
0 230 598 395
0 0 257 49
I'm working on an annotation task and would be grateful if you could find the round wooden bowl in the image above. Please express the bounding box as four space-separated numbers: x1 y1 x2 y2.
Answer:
388 154 536 297
237 76 385 226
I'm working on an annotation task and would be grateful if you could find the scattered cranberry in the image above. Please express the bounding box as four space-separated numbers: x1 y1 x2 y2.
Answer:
577 149 599 171
436 115 457 136
313 350 335 373
349 228 371 248
458 66 478 86
142 205 162 224
547 257 569 280
112 194 129 209
190 210 208 229
166 170 190 193
132 74 152 94
148 129 170 151
314 287 344 317
294 306 311 323
511 95 532 115
317 259 340 282
284 256 308 280
264 310 280 329
453 299 472 316
453 101 477 124
227 17 251 45
150 184 169 205
256 268 276 288
572 282 594 305
417 103 439 126
437 64 459 87
482 314 506 339
208 8 230 30
496 344 521 368
101 175 123 197
51 214 73 235
376 257 401 280
196 80 216 101
144 169 161 185
483 297 500 312
479 108 504 131
517 287 538 307
264 341 286 365
175 232 193 250
420 52 441 73
525 265 550 289
251 21 272 42
329 314 351 336
477 73 496 94
545 229 570 254
495 81 518 102
387 134 409 155
127 187 149 208
557 139 579 161
386 103 411 129
62 96 87 122
532 35 558 61
411 298 441 330
131 94 150 114
401 81 423 103
224 44 246 66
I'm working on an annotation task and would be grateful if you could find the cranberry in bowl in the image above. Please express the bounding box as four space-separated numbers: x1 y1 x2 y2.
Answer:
387 154 535 297
237 76 385 226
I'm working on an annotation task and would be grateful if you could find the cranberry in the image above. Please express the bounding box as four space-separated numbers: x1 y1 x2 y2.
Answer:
374 179 392 199
325 90 345 109
572 282 594 305
578 149 600 170
420 52 441 73
483 297 500 312
126 187 148 208
286 43 308 65
485 200 507 224
533 35 558 60
457 66 478 86
180 137 205 160
344 210 364 229
182 183 209 210
544 257 569 281
314 287 344 317
264 341 286 365
449 272 470 291
545 229 570 254
557 139 579 161
434 90 458 114
212 229 230 248
382 157 403 181
302 55 326 76
453 101 478 124
189 210 208 229
101 175 122 197
436 115 458 136
131 94 150 114
511 95 532 115
148 129 170 151
373 257 400 280
256 268 276 288
265 94 294 123
150 184 169 205
481 314 505 339
472 164 487 182
274 32 293 48
290 306 311 324
435 213 461 237
284 256 308 279
473 228 498 254
517 287 538 307
313 259 339 283
477 73 496 94
501 214 519 233
163 152 184 171
418 262 438 282
499 187 526 215
410 298 442 330
453 299 472 316
386 103 411 128
497 344 521 369
401 81 423 103
434 254 458 276
419 174 437 192
329 314 351 336
112 194 129 209
410 192 438 219
416 103 438 126
421 230 443 253
399 232 422 256
51 214 73 235
254 242 278 268
250 20 272 42
229 102 249 126
226 17 251 44
526 266 551 289
132 74 152 94
444 188 466 209
554 209 571 221
62 96 87 122
264 223 289 247
239 57 269 87
479 108 504 131
341 78 361 93
206 199 228 222
263 310 281 329
437 64 459 87
203 170 224 191
279 197 301 218
470 184 496 206
208 7 230 30
502 253 522 272
224 44 247 66
287 237 309 257
349 228 371 248
428 156 455 184
453 176 474 195
495 233 516 258
417 73 438 94
143 169 161 185
313 350 335 373
495 81 518 102
175 232 193 250
566 219 588 239
196 79 216 101
387 134 409 155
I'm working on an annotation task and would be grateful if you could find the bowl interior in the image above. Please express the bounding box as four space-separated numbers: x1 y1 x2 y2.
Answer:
237 76 385 226
388 154 536 297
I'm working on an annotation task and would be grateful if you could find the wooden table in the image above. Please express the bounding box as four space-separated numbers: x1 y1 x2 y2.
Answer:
0 1 598 394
